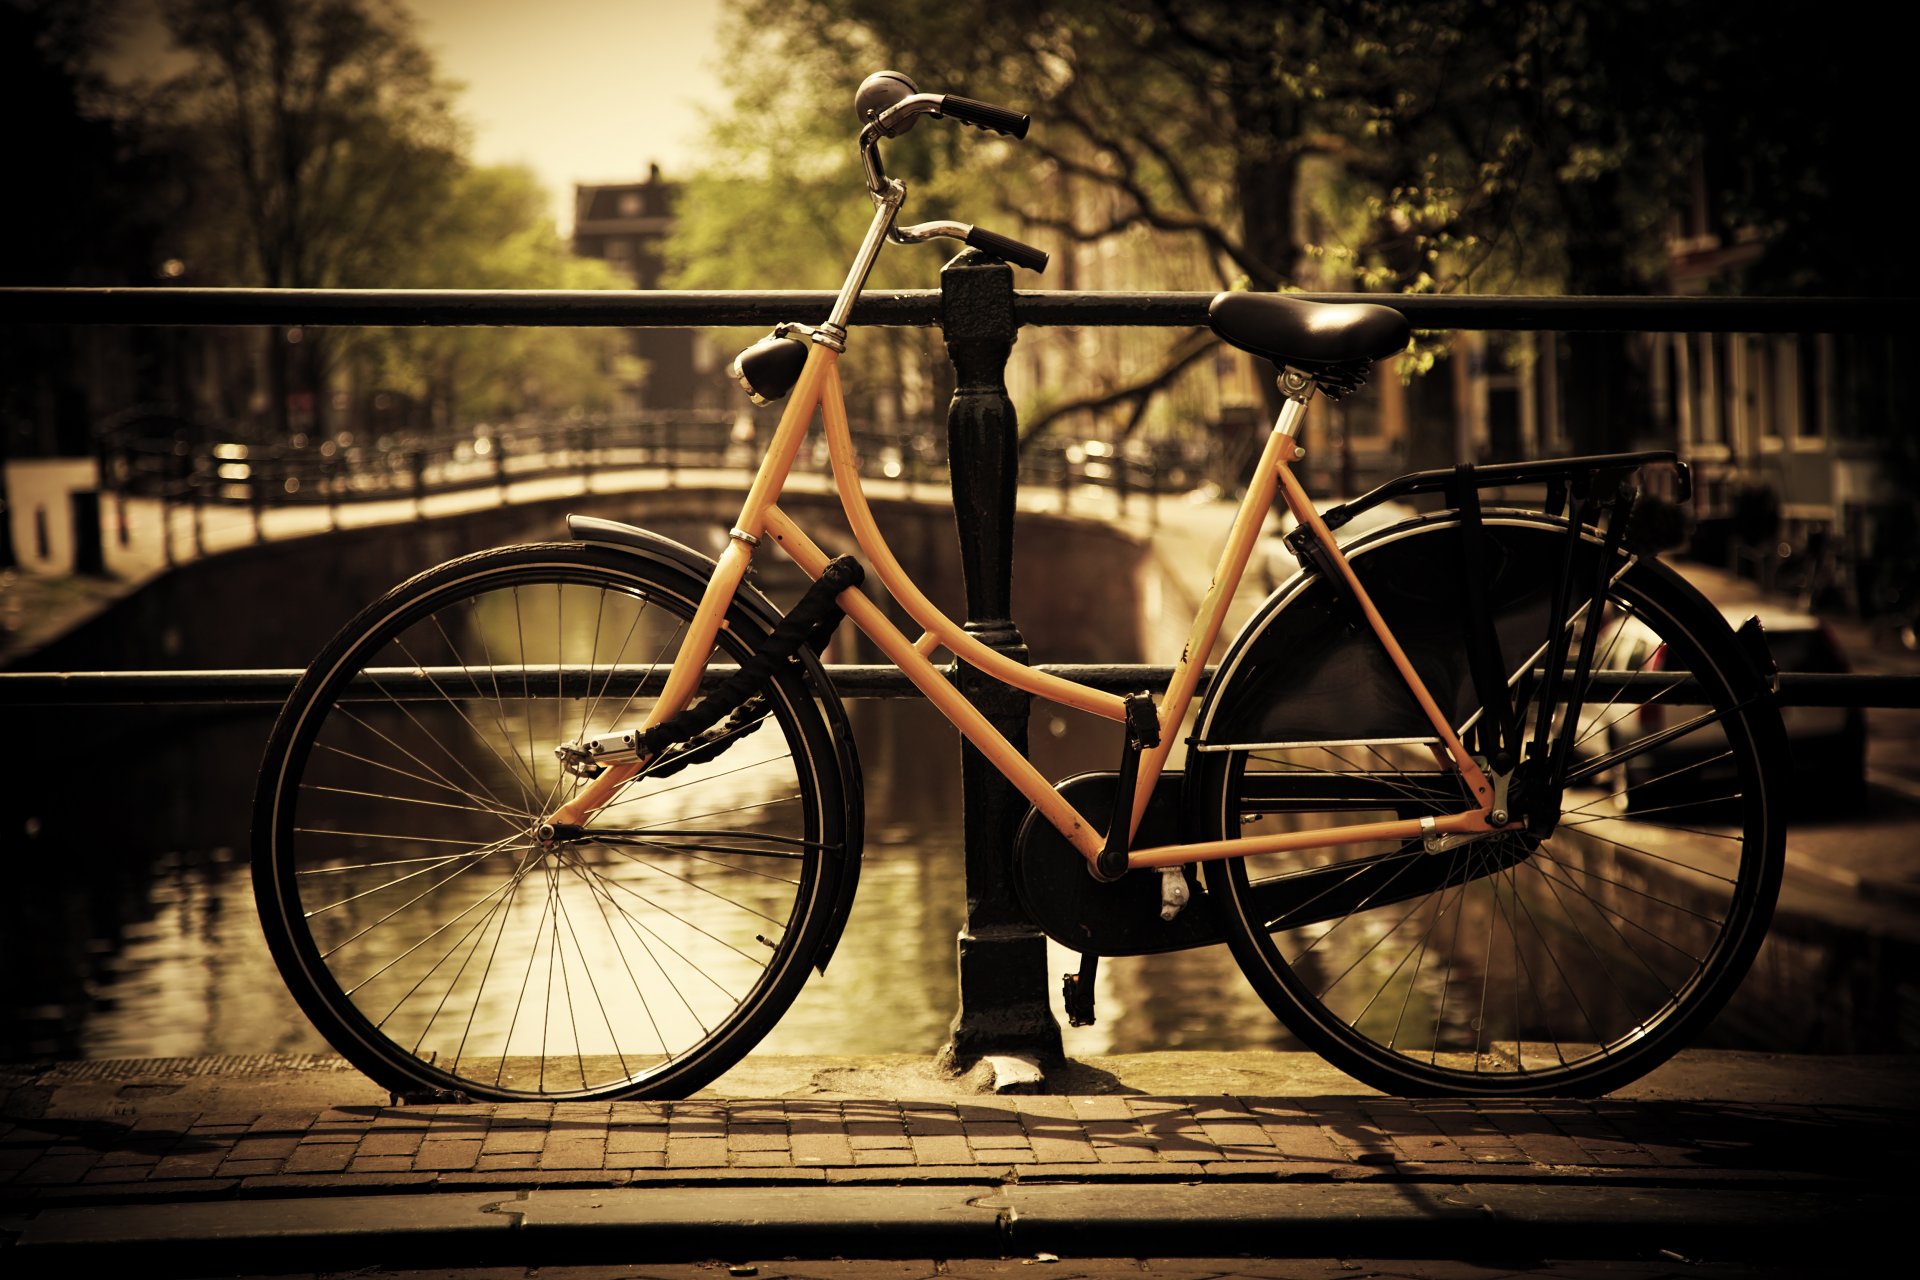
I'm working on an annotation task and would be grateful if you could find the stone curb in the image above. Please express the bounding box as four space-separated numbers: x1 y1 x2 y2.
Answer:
9 1182 1901 1272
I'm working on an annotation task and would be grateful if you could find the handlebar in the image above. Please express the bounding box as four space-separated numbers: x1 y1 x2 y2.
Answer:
940 95 1029 139
965 225 1048 273
855 72 1046 273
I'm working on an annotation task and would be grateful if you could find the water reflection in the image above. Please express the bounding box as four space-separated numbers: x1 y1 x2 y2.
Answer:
4 697 1305 1063
0 692 1894 1064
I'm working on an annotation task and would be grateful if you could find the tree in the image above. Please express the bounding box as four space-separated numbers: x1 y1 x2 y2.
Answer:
144 0 630 440
3 0 175 288
155 0 465 436
668 0 1545 452
663 32 969 432
157 0 464 290
369 164 631 432
674 0 1896 460
2 0 184 461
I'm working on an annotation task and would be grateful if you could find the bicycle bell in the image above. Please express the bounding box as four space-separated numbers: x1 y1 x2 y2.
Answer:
855 70 919 130
729 329 811 405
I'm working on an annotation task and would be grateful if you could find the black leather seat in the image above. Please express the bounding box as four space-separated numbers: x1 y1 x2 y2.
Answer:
1208 293 1409 369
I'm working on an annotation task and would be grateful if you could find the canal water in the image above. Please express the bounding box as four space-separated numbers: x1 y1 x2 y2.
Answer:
2 696 1298 1062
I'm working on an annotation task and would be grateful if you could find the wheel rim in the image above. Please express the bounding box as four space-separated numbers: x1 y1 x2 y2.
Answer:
1205 534 1781 1094
261 554 832 1099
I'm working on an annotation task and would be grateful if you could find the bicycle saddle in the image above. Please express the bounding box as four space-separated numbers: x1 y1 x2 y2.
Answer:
1208 292 1410 369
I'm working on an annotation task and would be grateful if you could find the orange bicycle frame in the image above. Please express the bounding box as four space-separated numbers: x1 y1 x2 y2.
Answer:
554 338 1500 870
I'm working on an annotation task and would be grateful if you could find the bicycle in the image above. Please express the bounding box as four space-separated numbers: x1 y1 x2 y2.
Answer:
251 72 1788 1103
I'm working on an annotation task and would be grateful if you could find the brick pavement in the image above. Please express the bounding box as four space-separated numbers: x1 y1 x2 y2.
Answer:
3 1091 1909 1205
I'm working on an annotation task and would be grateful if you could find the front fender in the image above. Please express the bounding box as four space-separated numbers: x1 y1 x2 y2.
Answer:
566 513 866 974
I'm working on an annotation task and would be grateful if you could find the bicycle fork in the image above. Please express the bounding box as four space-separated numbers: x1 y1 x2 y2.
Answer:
544 348 845 828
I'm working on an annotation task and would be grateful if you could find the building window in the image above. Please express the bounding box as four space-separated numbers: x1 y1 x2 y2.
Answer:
1700 334 1727 449
1797 335 1829 442
618 192 642 217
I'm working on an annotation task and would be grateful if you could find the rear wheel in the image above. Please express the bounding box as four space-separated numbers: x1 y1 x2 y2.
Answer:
1193 515 1786 1096
253 542 852 1101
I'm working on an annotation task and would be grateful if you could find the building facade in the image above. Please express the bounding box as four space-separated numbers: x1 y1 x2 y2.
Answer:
572 166 704 412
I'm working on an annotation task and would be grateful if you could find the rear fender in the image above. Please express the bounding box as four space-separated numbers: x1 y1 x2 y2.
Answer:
1195 511 1592 754
1195 508 1781 760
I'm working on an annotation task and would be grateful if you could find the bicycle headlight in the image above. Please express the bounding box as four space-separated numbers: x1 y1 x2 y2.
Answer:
728 333 811 405
855 70 919 130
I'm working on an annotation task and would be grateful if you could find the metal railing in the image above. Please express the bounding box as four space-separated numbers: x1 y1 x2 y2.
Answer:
8 285 1910 330
3 665 1913 707
99 411 1178 527
5 277 1918 1067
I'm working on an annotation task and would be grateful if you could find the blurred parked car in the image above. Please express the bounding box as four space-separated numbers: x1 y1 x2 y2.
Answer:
1600 604 1866 812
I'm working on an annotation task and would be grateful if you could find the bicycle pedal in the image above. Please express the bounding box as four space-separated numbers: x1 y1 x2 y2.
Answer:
1061 972 1097 1027
554 734 634 777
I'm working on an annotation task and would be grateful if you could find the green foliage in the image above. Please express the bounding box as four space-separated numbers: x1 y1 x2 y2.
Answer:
677 0 1885 299
157 0 467 289
664 4 1030 295
662 0 1896 460
364 164 632 429
139 0 626 434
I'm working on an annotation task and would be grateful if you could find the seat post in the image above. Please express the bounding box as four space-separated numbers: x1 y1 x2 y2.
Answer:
1272 373 1316 436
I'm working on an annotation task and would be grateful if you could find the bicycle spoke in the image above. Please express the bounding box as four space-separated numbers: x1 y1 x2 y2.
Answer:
317 835 530 952
563 855 712 1040
414 621 543 802
348 872 523 1000
462 595 544 799
330 709 528 828
361 659 527 822
1525 845 1709 968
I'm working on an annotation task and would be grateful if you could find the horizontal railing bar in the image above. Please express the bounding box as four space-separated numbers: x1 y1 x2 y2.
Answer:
1 666 1911 707
1011 293 1920 333
4 287 1913 333
1761 671 1920 708
0 663 1196 706
0 288 928 329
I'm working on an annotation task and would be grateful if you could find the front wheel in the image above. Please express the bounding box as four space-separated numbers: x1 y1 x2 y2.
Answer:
1192 514 1786 1096
253 542 854 1101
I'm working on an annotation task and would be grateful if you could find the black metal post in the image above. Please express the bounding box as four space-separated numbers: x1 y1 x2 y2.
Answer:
69 490 106 576
0 424 14 572
937 248 1063 1070
250 460 266 543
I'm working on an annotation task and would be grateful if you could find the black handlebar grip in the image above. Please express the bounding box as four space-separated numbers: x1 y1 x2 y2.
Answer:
941 95 1030 139
965 225 1049 273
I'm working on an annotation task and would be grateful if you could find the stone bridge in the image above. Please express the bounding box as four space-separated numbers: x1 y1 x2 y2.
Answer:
19 472 1166 676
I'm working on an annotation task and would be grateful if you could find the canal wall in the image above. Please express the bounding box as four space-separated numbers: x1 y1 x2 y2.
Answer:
17 487 1156 672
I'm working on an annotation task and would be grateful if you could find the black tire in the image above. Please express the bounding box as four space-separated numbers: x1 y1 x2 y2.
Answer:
1192 513 1786 1096
253 542 853 1101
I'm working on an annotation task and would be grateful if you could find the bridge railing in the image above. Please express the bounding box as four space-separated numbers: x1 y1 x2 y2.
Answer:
100 409 1175 526
3 275 1916 1069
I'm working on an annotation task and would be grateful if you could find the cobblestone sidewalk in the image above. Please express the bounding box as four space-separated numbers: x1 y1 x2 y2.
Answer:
5 1091 1909 1204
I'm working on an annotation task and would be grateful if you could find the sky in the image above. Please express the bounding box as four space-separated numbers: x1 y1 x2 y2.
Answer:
102 0 731 233
407 0 728 229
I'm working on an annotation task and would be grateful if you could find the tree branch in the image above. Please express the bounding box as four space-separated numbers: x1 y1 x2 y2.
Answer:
1018 328 1217 448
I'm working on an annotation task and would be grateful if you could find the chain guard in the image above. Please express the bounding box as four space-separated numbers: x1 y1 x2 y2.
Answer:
1011 771 1223 957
